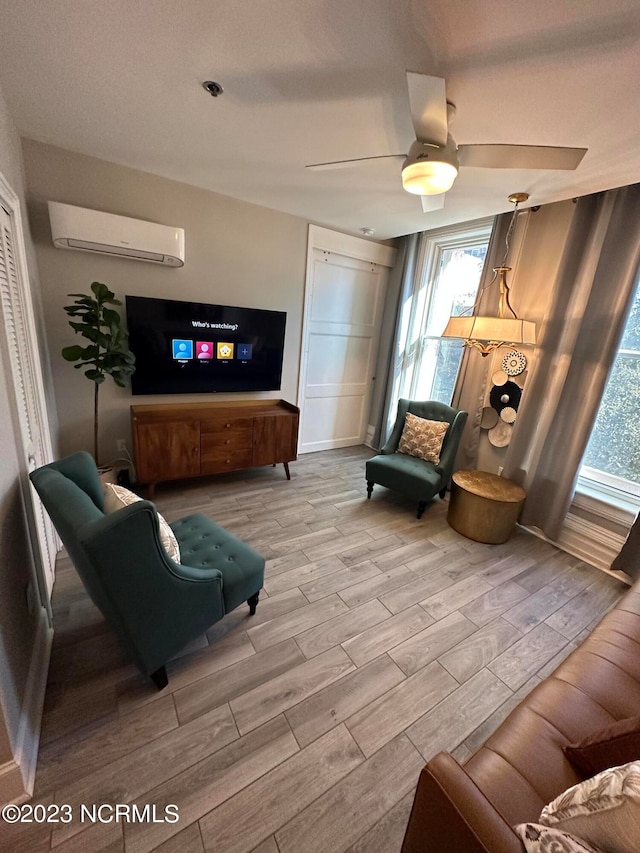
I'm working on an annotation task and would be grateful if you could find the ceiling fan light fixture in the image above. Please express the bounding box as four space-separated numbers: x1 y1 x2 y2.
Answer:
401 137 459 195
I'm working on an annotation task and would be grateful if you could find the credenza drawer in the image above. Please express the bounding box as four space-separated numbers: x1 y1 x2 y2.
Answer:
200 450 253 475
201 417 253 437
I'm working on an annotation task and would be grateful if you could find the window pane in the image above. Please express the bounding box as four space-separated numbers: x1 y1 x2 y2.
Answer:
425 246 487 336
582 352 640 481
582 277 640 485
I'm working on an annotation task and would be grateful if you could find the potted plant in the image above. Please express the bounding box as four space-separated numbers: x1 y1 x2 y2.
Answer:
62 281 135 470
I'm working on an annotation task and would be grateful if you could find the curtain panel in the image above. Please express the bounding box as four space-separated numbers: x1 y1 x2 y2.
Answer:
450 212 512 469
503 184 640 540
370 233 420 449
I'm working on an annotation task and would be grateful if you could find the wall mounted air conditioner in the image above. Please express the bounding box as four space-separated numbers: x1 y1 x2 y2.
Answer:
48 201 185 267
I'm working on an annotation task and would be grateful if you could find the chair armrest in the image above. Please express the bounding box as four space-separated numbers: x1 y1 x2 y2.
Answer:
402 753 522 853
437 410 469 482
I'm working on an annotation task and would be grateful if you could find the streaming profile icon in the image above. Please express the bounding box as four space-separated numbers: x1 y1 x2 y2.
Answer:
217 342 234 360
172 339 193 359
196 341 213 359
237 344 253 360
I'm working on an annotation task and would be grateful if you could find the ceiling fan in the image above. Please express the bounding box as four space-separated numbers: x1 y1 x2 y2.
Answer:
306 73 587 213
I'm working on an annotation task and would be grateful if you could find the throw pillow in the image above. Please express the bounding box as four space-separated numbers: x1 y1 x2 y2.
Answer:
103 483 181 563
397 413 449 464
564 716 640 777
539 761 640 853
514 823 604 852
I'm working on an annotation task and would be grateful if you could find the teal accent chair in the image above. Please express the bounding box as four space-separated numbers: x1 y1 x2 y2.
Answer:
366 400 468 519
30 452 265 690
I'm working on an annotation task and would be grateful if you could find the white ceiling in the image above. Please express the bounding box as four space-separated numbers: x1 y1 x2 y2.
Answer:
1 0 639 240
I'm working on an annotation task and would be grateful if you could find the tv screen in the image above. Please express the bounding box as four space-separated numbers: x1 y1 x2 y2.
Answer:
126 295 286 395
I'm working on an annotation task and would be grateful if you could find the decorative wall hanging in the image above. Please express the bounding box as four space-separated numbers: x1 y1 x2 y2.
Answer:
502 350 527 376
491 369 508 387
488 421 512 447
500 406 517 424
480 406 499 429
489 380 522 414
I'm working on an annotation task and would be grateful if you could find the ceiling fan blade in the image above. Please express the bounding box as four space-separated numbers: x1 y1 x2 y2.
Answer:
421 194 445 212
406 72 448 147
458 144 587 171
306 154 404 171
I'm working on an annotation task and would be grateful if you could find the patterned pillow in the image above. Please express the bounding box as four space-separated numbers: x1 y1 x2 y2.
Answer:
514 823 604 852
539 761 640 853
397 413 449 464
103 483 181 563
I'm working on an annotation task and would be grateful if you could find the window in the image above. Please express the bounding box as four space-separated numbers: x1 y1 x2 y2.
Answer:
393 220 492 414
579 272 640 507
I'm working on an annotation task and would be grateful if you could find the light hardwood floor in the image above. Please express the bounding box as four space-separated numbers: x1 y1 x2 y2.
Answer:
8 447 626 853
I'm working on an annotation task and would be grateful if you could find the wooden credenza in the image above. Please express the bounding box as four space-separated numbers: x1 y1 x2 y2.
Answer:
131 399 299 496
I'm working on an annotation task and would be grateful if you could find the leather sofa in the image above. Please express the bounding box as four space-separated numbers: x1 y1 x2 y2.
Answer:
401 577 640 852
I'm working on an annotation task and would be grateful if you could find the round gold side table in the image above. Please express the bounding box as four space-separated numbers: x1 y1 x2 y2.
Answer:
447 470 526 544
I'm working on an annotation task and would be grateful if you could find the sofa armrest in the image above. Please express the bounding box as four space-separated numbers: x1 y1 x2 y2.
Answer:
402 753 522 853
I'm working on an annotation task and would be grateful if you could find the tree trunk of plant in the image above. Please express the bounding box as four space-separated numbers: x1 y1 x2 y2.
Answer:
94 381 99 464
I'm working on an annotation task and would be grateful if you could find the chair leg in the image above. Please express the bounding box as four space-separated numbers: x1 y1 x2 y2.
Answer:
417 501 427 520
367 481 374 499
248 591 260 616
150 665 168 691
439 486 447 499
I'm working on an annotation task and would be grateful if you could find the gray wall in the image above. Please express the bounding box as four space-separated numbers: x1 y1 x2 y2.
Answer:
0 85 48 783
22 140 309 465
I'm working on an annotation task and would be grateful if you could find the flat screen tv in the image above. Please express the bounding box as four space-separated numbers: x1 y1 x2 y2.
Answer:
126 295 286 395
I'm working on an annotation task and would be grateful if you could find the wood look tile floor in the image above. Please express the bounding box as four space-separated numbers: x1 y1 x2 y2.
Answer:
9 447 627 853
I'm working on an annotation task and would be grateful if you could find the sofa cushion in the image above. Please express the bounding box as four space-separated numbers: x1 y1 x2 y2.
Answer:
514 823 604 852
564 716 640 777
539 761 640 853
171 514 264 613
104 483 181 563
366 452 441 499
397 413 449 464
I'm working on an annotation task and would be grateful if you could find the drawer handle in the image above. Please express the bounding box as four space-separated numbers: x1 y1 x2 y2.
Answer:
225 439 231 444
225 423 231 428
226 458 231 464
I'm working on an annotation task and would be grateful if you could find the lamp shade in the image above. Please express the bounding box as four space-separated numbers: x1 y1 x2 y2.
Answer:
442 316 536 346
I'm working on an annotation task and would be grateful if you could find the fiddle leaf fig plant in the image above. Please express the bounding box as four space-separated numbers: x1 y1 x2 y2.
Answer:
62 281 135 465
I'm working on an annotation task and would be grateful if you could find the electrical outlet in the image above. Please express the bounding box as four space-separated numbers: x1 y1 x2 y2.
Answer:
116 439 127 452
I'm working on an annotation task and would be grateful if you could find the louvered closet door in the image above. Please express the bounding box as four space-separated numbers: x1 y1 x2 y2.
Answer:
0 203 57 597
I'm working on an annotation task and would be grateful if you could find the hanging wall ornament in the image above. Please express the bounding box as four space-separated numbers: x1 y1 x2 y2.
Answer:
502 350 527 376
480 406 499 430
500 406 517 424
489 380 522 414
491 369 508 387
488 421 512 447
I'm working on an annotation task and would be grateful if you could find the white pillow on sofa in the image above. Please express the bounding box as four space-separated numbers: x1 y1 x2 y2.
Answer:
103 483 181 563
538 761 640 853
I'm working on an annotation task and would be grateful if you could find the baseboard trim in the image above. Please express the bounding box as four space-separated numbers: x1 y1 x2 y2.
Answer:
0 759 27 804
523 512 631 585
13 607 53 799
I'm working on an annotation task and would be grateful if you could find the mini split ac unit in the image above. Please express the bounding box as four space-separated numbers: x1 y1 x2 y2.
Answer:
48 202 185 267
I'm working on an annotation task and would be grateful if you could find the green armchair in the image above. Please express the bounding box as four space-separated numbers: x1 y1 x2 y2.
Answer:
30 452 265 689
366 399 468 519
